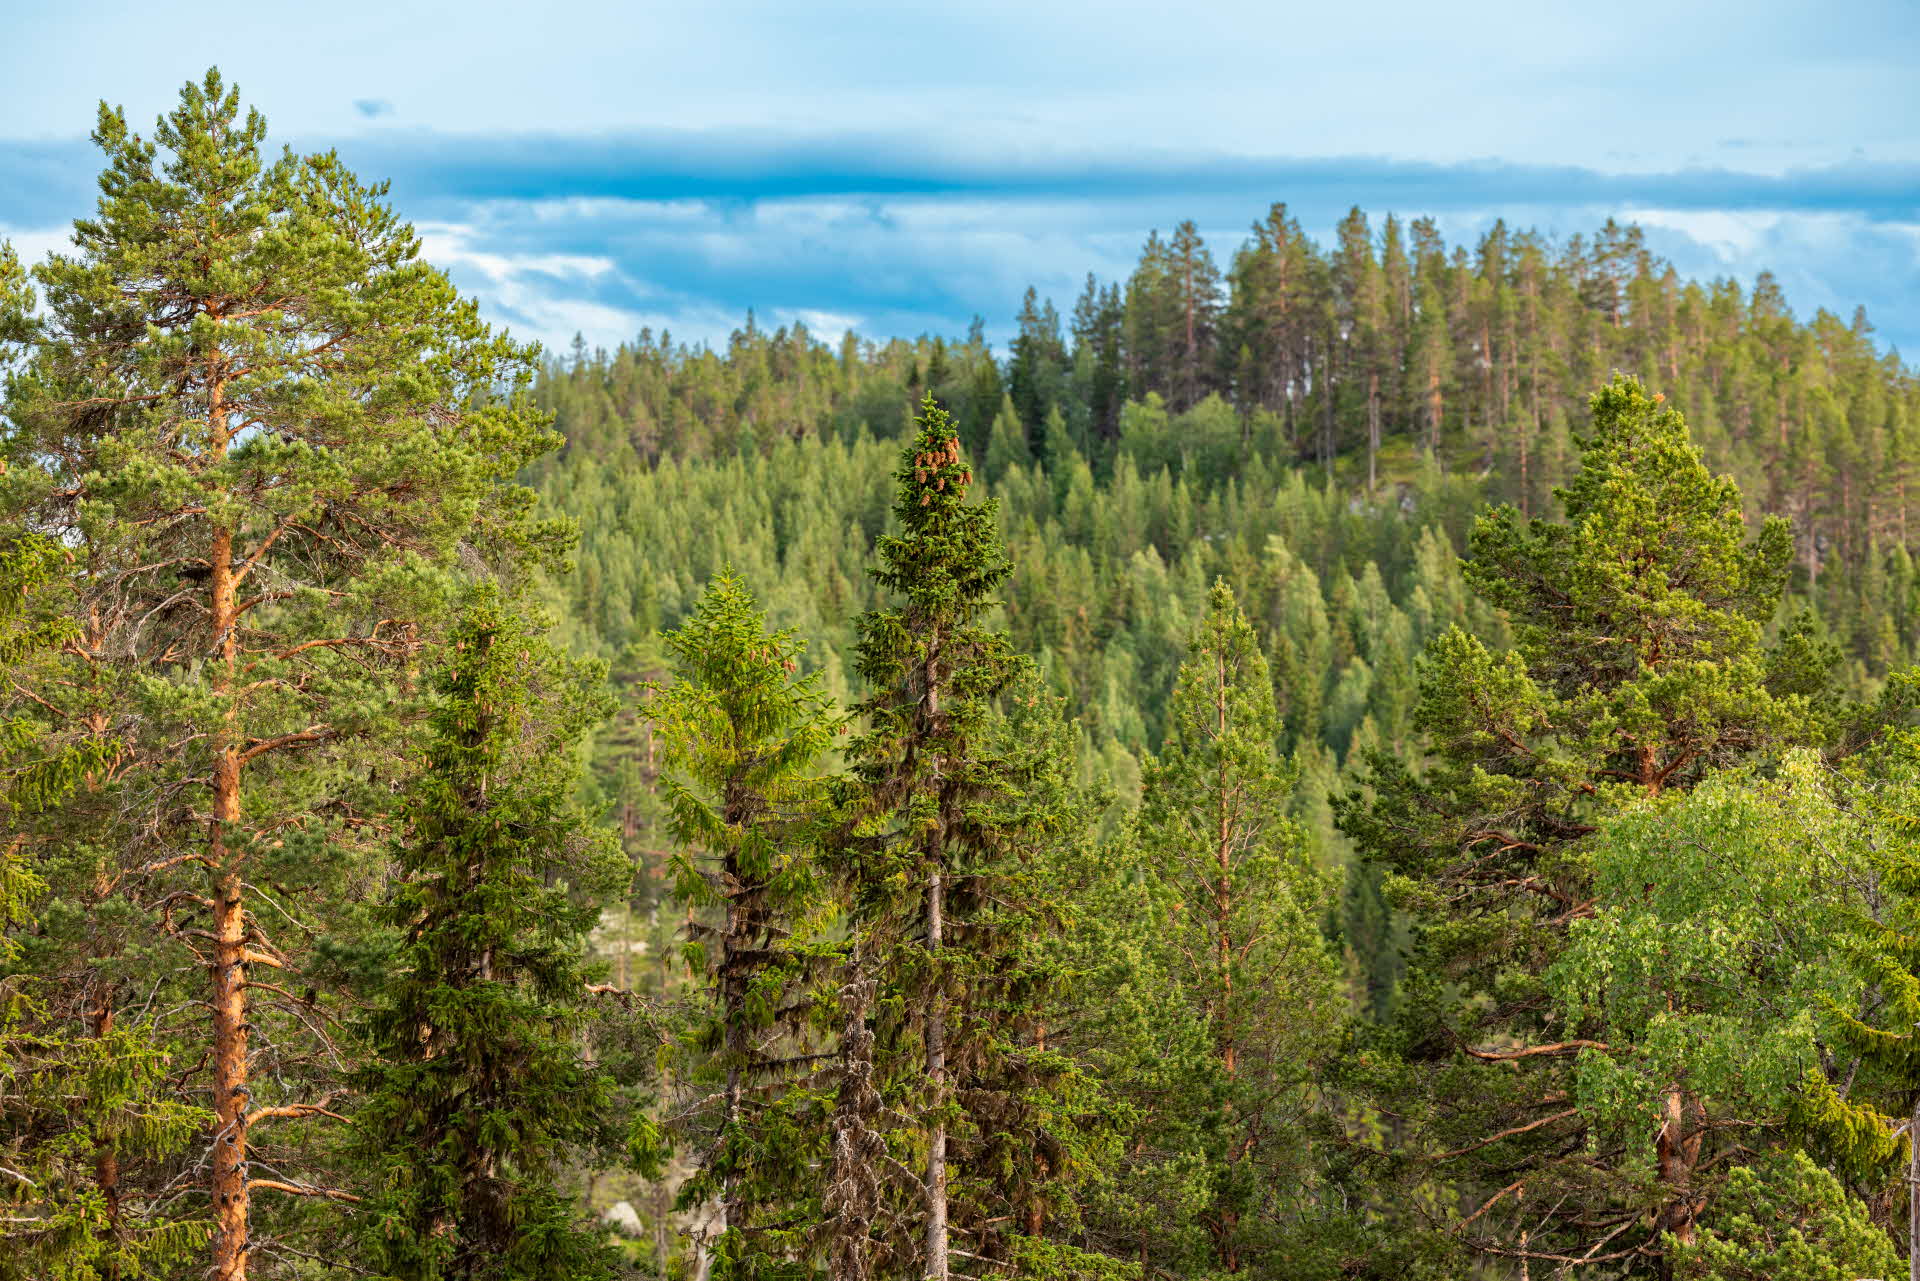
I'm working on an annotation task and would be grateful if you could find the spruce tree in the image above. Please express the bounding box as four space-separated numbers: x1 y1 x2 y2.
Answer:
828 397 1081 1279
353 595 655 1280
0 533 207 1280
651 571 840 1275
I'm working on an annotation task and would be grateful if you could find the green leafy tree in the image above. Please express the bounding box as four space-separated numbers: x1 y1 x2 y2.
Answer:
1549 753 1892 1269
353 594 658 1281
1796 724 1920 1274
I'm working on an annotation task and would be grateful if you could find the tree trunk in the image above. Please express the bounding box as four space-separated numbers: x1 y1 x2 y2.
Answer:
1427 360 1443 458
1909 1090 1918 1281
925 862 948 1281
721 887 744 1236
92 994 121 1276
1366 369 1380 495
721 822 747 1237
1321 342 1336 479
206 364 253 1281
924 645 949 1281
1654 1089 1701 1250
826 951 879 1281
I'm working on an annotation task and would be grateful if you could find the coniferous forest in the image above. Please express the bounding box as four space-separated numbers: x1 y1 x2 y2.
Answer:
9 71 1920 1281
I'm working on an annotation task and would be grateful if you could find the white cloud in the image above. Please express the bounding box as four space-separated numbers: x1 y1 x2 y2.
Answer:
415 221 619 287
0 225 73 265
772 309 862 343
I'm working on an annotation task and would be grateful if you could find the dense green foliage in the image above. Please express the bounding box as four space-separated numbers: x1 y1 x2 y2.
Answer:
8 66 1920 1281
651 572 839 1275
354 596 654 1280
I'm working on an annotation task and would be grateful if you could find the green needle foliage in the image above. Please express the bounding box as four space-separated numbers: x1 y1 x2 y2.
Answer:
1118 581 1343 1274
0 68 570 1279
1667 1152 1899 1281
14 61 1920 1281
0 533 207 1281
353 595 658 1281
830 397 1083 1279
651 570 840 1277
1337 376 1846 1268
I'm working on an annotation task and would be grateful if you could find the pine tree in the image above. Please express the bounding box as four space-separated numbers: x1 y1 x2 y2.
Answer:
1337 376 1827 1266
1009 289 1067 450
0 71 565 1279
651 571 840 1275
353 594 657 1281
1334 207 1387 492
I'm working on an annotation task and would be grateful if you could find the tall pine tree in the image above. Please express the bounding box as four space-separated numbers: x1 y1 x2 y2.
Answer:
0 71 566 1279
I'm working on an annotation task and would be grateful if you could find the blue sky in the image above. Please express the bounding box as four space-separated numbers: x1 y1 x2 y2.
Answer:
4 0 1917 359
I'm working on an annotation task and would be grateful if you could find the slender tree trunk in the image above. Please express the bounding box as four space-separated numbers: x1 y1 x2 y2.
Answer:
826 949 879 1281
1479 319 1494 434
1525 345 1540 518
1366 369 1380 495
206 363 253 1281
1427 360 1443 458
924 648 949 1281
1027 1010 1053 1238
1654 1089 1700 1248
92 994 121 1277
654 1177 672 1279
1183 255 1197 409
1321 342 1336 479
1910 1089 1918 1281
721 818 747 1236
925 861 948 1281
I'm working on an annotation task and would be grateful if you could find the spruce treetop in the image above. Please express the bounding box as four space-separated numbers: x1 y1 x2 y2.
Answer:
655 568 839 847
866 395 1009 627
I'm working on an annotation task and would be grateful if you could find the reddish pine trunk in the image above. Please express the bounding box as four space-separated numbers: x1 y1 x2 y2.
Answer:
209 558 251 1280
205 366 254 1281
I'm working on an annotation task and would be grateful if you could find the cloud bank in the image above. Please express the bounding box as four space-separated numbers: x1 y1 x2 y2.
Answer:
3 132 1915 360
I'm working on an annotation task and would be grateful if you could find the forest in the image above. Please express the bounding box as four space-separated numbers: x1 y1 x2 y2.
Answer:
6 70 1920 1281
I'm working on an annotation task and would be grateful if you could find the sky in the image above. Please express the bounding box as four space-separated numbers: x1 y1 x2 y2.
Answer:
3 0 1917 360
